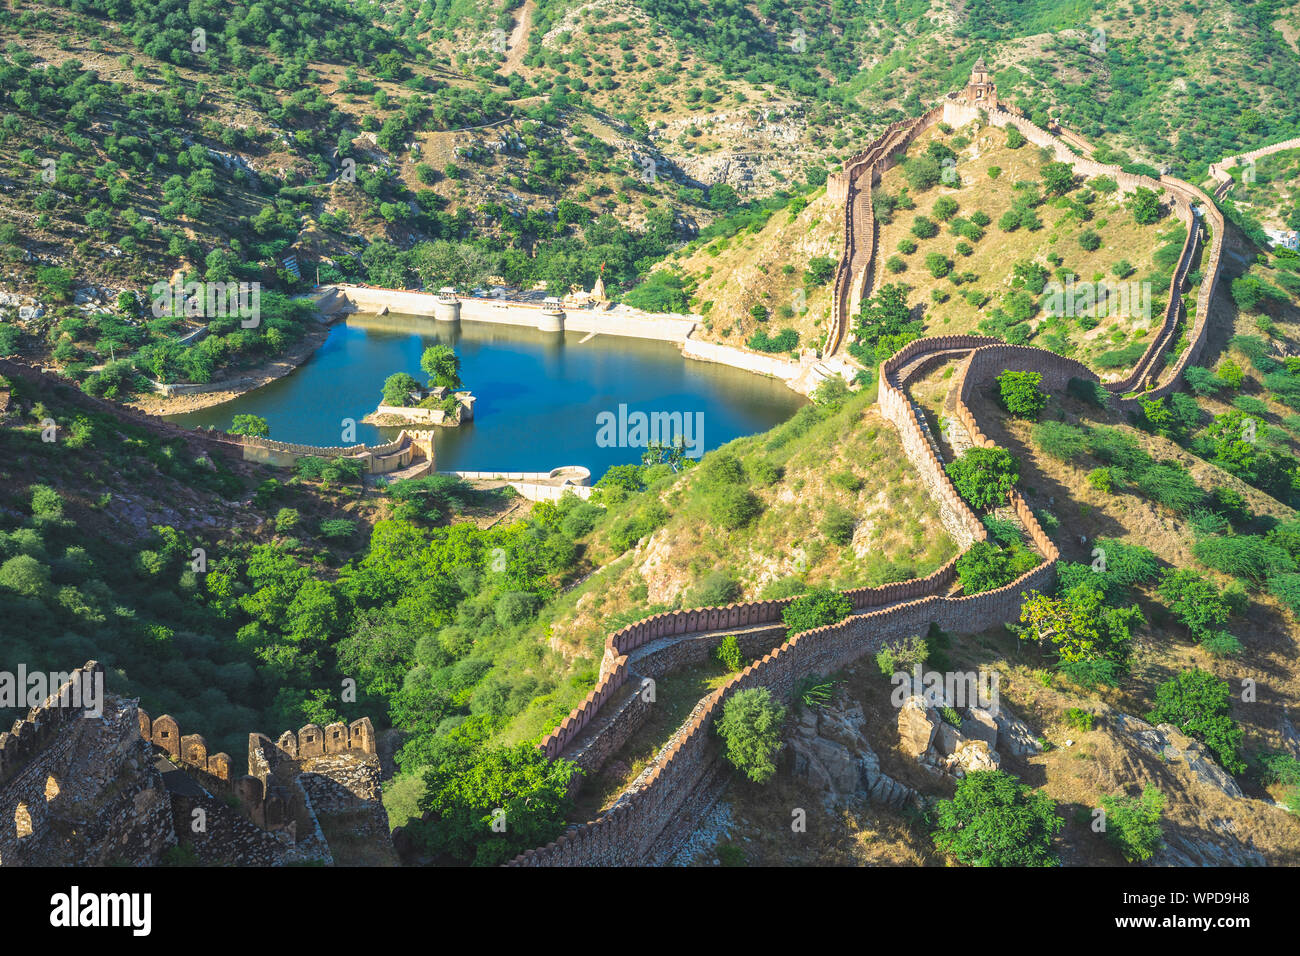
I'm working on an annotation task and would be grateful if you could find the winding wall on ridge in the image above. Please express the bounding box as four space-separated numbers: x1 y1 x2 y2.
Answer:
510 333 1063 866
511 87 1233 866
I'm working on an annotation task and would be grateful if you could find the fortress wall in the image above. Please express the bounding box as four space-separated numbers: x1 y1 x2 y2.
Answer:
515 330 1071 865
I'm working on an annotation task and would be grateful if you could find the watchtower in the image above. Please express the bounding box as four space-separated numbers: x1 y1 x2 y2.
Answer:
959 56 997 110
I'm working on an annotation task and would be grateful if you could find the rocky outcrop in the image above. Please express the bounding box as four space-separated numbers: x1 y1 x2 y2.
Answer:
1109 712 1244 800
992 705 1043 759
897 695 1030 779
788 698 918 810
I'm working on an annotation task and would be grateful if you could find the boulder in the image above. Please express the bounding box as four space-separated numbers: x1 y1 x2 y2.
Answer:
897 695 938 757
993 705 1041 758
961 707 999 749
949 739 1000 776
935 719 965 756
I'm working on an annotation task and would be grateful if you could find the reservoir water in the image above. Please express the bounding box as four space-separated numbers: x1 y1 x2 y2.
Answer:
167 313 806 478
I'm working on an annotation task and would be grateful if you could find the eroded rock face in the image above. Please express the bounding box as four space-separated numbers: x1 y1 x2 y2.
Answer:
961 708 999 749
992 705 1042 759
897 695 938 757
1109 712 1244 800
788 698 918 810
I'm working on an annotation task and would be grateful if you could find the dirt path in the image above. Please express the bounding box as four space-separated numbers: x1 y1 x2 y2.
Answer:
503 0 534 75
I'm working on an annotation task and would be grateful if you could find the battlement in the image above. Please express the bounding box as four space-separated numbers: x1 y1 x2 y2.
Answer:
137 708 376 834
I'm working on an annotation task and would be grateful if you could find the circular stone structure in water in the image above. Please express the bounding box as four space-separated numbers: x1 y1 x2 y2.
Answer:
168 313 806 479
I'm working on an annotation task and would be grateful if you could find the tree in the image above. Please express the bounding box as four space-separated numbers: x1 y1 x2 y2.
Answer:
421 344 462 389
995 369 1047 420
1041 161 1075 195
36 266 74 299
417 741 579 866
956 541 1039 593
1099 787 1165 862
1019 583 1143 671
715 688 786 783
1128 186 1161 225
1147 669 1245 774
933 770 1062 866
382 372 422 406
945 447 1019 509
1157 568 1232 639
782 586 852 637
229 414 270 438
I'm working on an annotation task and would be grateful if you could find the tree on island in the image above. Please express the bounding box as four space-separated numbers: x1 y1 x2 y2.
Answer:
229 414 270 438
421 345 462 390
382 372 422 407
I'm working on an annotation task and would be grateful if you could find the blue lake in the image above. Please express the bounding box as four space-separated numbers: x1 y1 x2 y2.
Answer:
167 314 806 478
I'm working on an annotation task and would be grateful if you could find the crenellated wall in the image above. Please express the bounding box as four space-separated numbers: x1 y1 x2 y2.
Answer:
512 331 1066 866
136 708 376 835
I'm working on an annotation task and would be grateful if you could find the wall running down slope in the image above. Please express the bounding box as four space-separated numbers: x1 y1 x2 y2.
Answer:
510 85 1228 867
825 96 1224 405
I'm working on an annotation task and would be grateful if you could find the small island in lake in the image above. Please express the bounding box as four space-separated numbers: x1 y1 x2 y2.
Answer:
363 344 476 427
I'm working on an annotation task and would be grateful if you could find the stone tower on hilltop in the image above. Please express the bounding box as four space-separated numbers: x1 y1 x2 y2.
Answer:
958 56 998 110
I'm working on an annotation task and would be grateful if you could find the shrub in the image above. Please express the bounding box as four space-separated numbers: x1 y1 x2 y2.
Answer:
748 328 799 353
1128 186 1161 225
1005 126 1027 149
715 634 745 672
1030 421 1088 461
911 215 939 239
1217 359 1244 388
495 590 539 627
275 508 300 532
996 370 1048 420
897 238 917 255
945 447 1019 509
1146 669 1245 774
933 770 1063 866
684 570 743 607
1193 535 1295 585
1078 229 1102 251
925 252 953 278
820 505 856 545
1099 787 1165 862
1067 376 1109 408
1136 464 1202 513
30 484 64 520
829 470 863 492
318 518 356 540
1268 573 1300 616
716 688 786 783
876 634 928 676
1087 468 1113 493
955 541 1039 593
1157 568 1232 639
782 587 852 637
886 255 907 274
933 196 959 221
708 484 763 529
